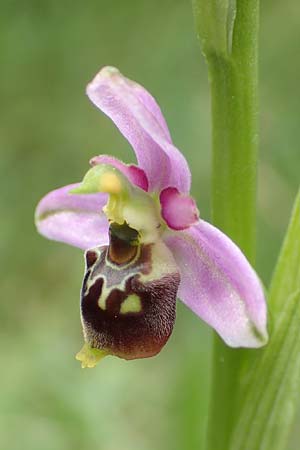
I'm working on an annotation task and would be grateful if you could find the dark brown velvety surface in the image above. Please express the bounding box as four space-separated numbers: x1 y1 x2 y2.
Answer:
81 242 180 360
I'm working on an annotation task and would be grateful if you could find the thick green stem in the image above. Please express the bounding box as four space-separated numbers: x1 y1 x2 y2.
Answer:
193 1 259 449
209 49 258 262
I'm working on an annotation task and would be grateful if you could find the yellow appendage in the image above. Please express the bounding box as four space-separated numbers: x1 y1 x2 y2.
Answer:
76 343 107 368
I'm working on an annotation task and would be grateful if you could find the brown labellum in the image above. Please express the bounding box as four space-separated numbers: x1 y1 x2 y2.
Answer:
80 223 180 360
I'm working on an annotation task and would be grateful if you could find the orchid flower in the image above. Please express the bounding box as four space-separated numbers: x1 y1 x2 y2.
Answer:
35 67 268 368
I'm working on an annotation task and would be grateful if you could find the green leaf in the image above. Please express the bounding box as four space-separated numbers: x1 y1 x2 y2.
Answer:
231 289 300 450
192 0 237 57
269 189 300 314
230 189 300 450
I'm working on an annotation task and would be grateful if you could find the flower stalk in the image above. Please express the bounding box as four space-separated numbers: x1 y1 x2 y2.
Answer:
193 0 260 448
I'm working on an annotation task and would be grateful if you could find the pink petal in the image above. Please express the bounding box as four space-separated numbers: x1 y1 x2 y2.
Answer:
164 221 268 348
90 155 149 191
160 187 199 230
130 79 172 142
35 183 109 250
86 66 191 193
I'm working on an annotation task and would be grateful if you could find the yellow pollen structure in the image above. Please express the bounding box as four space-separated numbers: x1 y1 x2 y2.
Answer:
99 172 123 194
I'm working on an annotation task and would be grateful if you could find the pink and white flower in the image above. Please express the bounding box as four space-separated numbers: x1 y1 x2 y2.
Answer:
35 67 268 367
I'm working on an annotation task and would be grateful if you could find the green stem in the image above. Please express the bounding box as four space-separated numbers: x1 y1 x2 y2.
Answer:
193 1 260 448
209 47 258 262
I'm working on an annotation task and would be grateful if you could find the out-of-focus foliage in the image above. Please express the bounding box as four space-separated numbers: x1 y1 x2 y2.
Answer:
0 1 299 449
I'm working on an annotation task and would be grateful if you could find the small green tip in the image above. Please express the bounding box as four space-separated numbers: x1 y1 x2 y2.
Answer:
76 343 108 368
69 185 87 194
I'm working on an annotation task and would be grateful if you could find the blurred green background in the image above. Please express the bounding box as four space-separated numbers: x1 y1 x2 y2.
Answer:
0 1 299 449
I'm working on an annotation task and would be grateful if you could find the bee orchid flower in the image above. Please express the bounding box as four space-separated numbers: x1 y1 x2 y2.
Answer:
35 67 268 368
